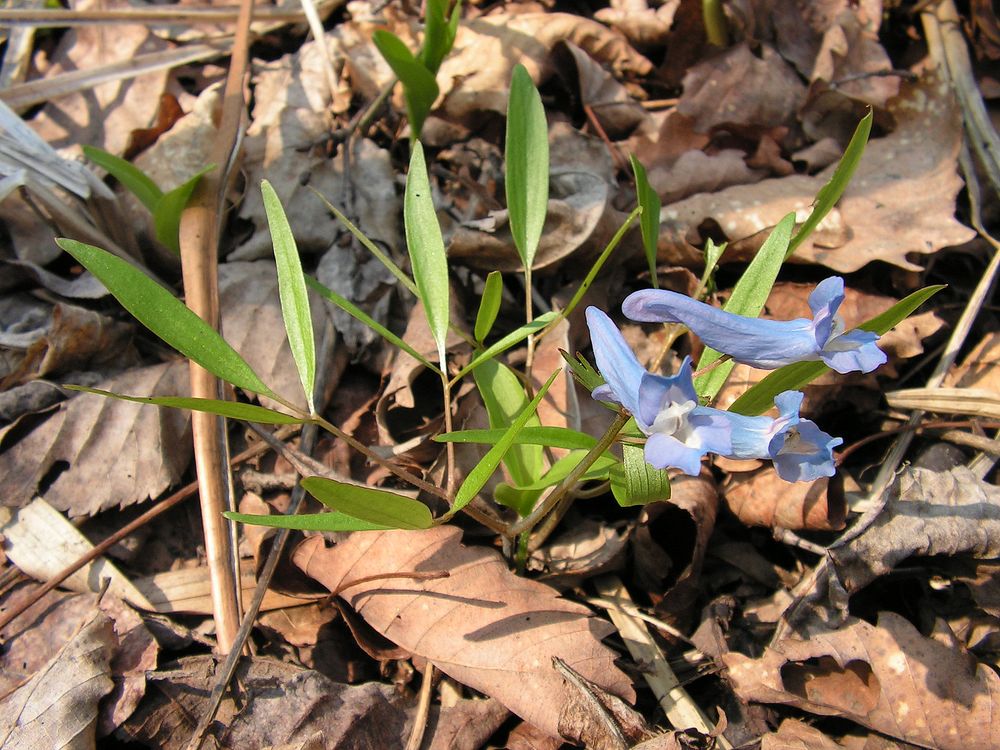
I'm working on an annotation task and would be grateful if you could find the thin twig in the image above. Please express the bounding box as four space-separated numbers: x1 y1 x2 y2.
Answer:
406 663 435 750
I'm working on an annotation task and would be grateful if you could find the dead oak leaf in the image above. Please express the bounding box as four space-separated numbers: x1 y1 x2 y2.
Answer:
724 611 1000 750
293 528 634 740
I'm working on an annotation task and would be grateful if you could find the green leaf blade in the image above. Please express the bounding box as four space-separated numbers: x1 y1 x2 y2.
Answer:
152 165 214 255
404 142 451 365
225 510 391 532
505 64 549 271
610 441 671 507
262 180 316 413
436 425 598 451
57 239 275 398
373 30 439 137
629 154 661 287
455 310 558 381
474 271 504 343
82 145 162 212
301 477 434 529
473 360 544 488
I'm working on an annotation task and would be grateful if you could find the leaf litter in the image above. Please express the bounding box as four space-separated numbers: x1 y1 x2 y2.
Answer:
0 0 996 748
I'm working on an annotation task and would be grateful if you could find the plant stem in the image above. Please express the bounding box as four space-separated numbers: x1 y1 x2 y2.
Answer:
440 371 456 498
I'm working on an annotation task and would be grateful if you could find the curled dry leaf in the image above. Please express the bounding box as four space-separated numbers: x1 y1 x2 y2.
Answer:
724 611 1000 750
723 470 846 531
759 718 845 749
560 41 647 137
293 527 634 739
594 0 678 47
425 697 510 750
657 71 975 271
943 331 1000 392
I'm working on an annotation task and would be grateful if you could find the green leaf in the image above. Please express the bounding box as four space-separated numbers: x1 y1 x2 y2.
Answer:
453 310 558 382
699 238 727 292
420 0 460 74
505 64 549 272
451 369 559 514
64 386 306 424
436 425 598 450
728 284 946 416
610 442 671 507
306 276 441 376
787 110 872 259
373 30 439 137
474 271 503 343
152 164 214 255
262 180 316 413
301 477 434 529
57 239 277 398
561 350 604 393
82 145 162 212
404 141 450 366
225 510 390 532
473 360 544 488
497 450 616 493
694 212 796 400
629 154 661 288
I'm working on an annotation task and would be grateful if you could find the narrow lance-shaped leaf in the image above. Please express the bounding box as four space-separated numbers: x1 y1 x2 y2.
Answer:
630 154 661 288
373 30 439 137
153 164 214 255
404 141 450 366
728 284 945 416
694 212 796 400
64 386 307 424
787 109 872 259
301 477 434 529
454 310 558 382
57 238 277 398
225 510 391 532
420 0 461 74
436 425 598 450
505 64 548 272
82 145 162 212
451 369 560 514
262 180 316 413
475 270 503 343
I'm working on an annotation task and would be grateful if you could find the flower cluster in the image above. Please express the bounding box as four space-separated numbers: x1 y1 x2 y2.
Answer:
587 276 886 482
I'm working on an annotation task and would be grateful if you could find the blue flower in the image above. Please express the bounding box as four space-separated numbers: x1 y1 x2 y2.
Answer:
621 276 887 374
586 307 841 481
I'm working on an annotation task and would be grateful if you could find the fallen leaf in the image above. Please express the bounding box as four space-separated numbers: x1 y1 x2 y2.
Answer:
293 527 634 738
724 611 1000 750
560 40 647 137
0 610 115 750
425 697 510 750
555 657 654 748
657 71 976 271
594 0 678 47
760 718 844 749
530 518 628 587
943 332 1000 392
723 470 846 531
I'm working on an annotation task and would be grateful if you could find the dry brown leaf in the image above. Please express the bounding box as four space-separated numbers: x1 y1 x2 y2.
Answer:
760 718 844 749
943 332 1000 391
724 611 1000 750
425 697 510 750
530 518 628 587
594 0 678 47
828 466 1000 597
678 43 807 132
657 71 975 271
560 41 647 137
293 528 634 739
0 609 115 750
723 470 846 531
118 655 412 749
0 360 191 515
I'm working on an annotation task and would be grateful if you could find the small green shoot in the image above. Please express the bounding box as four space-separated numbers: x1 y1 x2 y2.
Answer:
629 154 660 287
475 271 504 343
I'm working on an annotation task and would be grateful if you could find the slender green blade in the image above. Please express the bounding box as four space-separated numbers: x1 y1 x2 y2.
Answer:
452 369 559 513
57 239 276 398
301 476 434 529
694 212 796 400
699 238 726 292
436 425 598 450
262 180 316 413
473 360 544 488
373 30 439 137
505 64 549 271
562 350 604 393
404 142 450 365
420 0 460 74
728 284 946 416
610 442 671 507
225 510 390 531
454 310 558 382
82 145 162 212
497 451 616 493
153 165 214 254
629 154 661 288
64 386 306 424
474 271 503 343
787 110 872 258
306 276 440 375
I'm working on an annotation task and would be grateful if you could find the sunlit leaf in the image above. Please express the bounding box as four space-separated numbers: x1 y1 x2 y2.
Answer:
153 164 214 254
436 425 598 450
496 451 616 493
64 386 306 424
454 311 558 382
373 30 439 137
262 180 316 413
629 154 661 288
694 212 796 400
452 369 559 514
610 442 670 507
728 284 945 416
474 271 504 343
301 476 434 529
699 238 726 292
57 239 276 398
420 0 461 74
225 510 390 531
505 64 548 271
404 141 450 366
82 145 162 212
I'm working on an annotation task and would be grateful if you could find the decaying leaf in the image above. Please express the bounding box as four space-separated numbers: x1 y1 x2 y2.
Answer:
724 611 1000 750
560 41 647 137
656 71 975 271
943 332 1000 392
293 527 634 738
723 470 846 531
0 610 115 750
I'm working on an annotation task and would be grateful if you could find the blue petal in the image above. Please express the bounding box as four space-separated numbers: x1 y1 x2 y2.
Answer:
622 289 820 369
688 407 734 456
820 329 887 374
770 420 842 482
807 276 846 347
644 432 706 476
722 410 779 459
586 307 644 415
